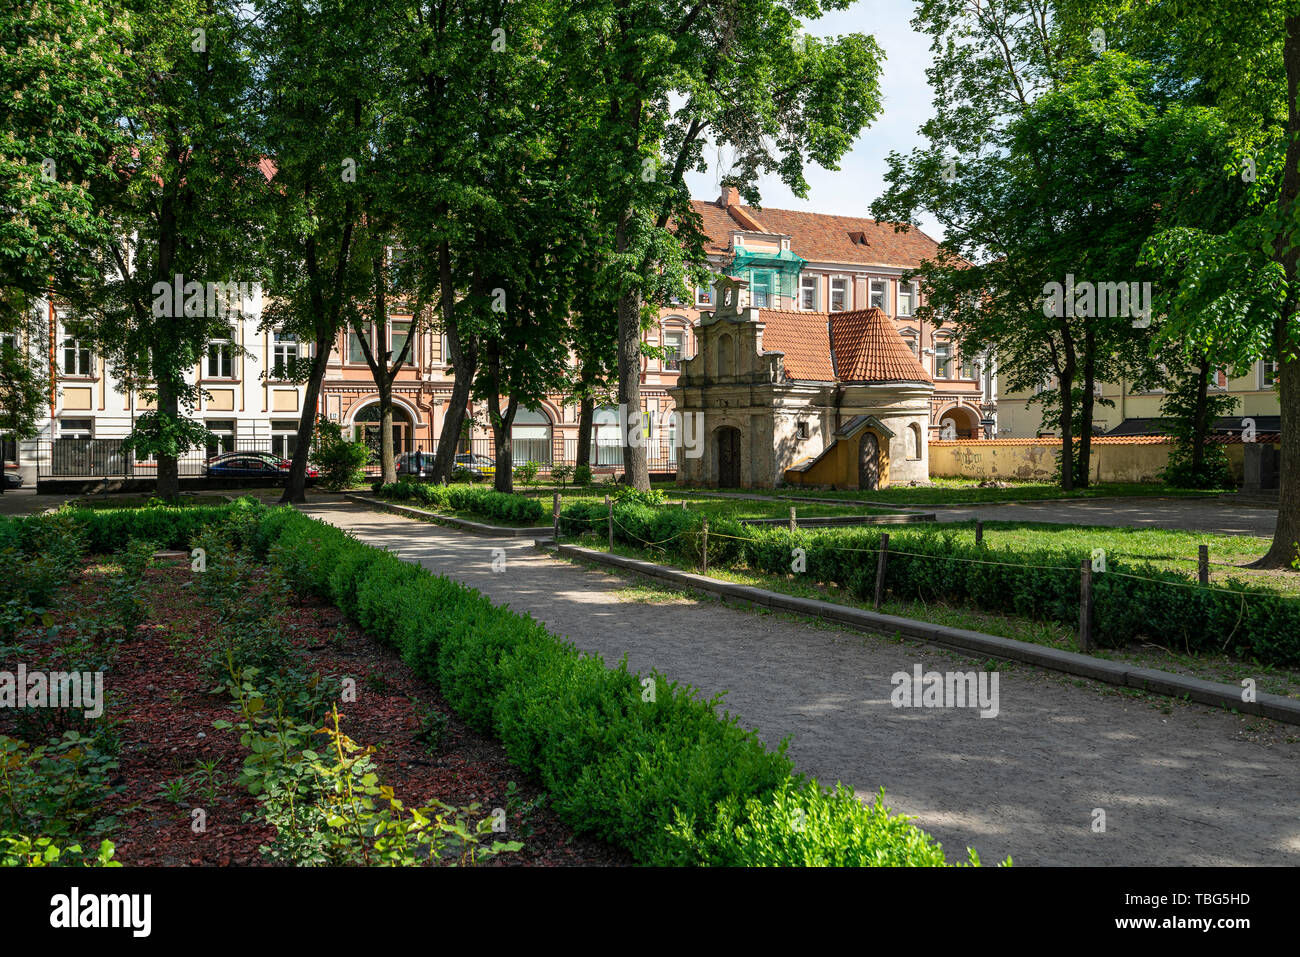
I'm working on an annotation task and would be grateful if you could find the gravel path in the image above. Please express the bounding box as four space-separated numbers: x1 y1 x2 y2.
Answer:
930 498 1277 536
302 500 1298 867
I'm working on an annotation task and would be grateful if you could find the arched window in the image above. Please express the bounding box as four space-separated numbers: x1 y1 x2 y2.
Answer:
512 407 552 465
592 406 623 466
907 423 922 460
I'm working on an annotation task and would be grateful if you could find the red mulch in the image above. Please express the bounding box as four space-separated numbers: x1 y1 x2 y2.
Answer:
4 556 629 867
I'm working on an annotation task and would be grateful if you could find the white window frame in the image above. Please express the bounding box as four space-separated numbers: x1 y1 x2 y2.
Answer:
899 326 920 358
206 338 233 379
869 278 888 311
695 282 714 308
59 418 94 439
934 337 954 379
830 277 849 313
898 280 917 317
272 331 298 377
749 270 773 308
662 328 686 370
1261 359 1279 389
799 274 819 311
59 324 93 377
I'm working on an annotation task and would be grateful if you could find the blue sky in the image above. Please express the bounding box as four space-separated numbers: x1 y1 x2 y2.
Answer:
683 0 944 240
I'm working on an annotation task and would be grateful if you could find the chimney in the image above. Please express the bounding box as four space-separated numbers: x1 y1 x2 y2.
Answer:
719 186 740 209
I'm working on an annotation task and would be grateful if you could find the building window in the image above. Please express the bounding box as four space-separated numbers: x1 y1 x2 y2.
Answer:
960 353 978 380
695 282 714 307
907 423 922 460
898 280 917 317
592 406 623 466
1261 359 1279 388
750 270 773 308
796 420 810 440
390 321 411 364
62 335 93 376
900 329 919 358
663 330 684 370
348 325 372 364
271 420 299 459
934 340 953 378
60 418 93 439
869 278 887 311
206 338 233 378
206 419 236 459
272 331 298 378
830 277 848 313
799 275 819 311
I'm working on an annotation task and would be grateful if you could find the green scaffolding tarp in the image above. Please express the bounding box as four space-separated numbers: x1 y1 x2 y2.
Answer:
729 248 806 303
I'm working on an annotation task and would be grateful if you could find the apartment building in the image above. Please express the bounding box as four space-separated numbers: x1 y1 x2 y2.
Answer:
998 363 1281 439
14 189 994 483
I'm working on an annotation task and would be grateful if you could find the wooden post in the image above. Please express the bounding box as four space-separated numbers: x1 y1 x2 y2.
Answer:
1079 559 1093 652
552 492 561 543
975 521 984 545
701 519 709 574
1198 544 1209 586
789 506 797 533
873 533 889 610
606 495 614 551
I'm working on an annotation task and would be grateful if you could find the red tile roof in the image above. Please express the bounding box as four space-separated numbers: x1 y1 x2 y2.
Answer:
757 306 932 385
830 307 934 384
756 310 834 381
687 199 941 268
930 436 1174 446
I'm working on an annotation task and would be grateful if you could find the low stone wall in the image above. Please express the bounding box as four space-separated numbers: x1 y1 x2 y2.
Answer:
929 437 1173 484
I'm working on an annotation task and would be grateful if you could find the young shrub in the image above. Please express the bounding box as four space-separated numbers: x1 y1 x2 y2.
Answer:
310 417 370 490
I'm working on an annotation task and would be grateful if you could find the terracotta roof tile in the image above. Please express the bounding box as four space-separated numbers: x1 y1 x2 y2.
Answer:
755 307 932 385
756 310 833 381
687 200 941 268
930 436 1174 446
829 307 933 384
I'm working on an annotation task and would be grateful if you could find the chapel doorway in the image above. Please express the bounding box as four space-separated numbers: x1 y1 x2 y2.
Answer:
716 426 741 488
858 431 881 490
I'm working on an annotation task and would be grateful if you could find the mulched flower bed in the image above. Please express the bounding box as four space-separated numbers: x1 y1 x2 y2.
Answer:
4 555 629 867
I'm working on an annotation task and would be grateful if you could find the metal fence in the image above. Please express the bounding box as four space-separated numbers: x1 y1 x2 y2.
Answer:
462 436 678 473
35 438 278 479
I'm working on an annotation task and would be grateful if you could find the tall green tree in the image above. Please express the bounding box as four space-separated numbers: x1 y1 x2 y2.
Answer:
68 0 268 499
558 0 884 489
254 0 389 503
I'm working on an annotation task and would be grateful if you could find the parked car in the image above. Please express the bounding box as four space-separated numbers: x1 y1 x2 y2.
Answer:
454 453 495 478
205 450 319 479
3 469 21 489
395 451 437 479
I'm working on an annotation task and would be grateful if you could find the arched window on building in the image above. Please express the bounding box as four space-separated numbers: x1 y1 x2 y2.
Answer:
592 406 623 466
512 407 552 465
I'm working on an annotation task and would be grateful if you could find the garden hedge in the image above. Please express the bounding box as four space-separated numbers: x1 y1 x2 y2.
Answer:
372 480 545 525
15 500 971 866
560 501 1300 668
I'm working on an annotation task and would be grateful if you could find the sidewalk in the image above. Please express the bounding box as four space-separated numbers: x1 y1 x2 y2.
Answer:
301 500 1299 866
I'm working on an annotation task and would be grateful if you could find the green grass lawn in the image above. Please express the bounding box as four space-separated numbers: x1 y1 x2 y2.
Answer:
657 477 1226 506
559 532 1300 699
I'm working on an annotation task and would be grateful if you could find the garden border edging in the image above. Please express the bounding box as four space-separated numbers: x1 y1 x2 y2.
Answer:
545 540 1300 726
346 494 551 537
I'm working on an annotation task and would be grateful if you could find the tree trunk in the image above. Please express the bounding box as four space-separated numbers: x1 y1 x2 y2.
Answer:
1256 14 1300 569
576 393 594 469
155 376 180 500
1058 345 1076 492
1078 326 1096 488
1191 357 1210 481
616 207 648 490
280 335 332 504
378 377 396 485
430 241 475 483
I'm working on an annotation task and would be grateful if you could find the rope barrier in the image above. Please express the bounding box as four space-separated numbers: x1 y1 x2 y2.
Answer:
558 505 1292 600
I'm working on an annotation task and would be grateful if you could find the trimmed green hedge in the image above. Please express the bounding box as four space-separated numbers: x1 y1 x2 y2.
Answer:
560 501 1300 667
0 499 264 554
259 505 968 865
373 480 545 525
10 499 977 865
